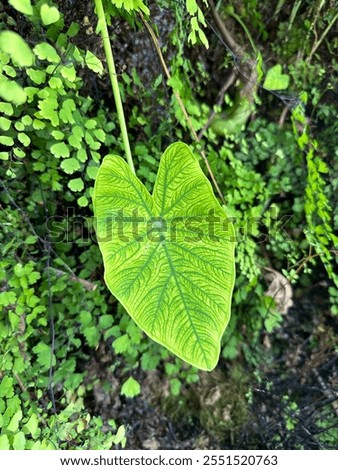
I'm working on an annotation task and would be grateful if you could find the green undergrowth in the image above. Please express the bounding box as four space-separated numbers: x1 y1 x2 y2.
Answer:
0 0 337 449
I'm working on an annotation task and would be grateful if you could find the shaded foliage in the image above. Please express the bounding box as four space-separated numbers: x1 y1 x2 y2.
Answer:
0 0 337 449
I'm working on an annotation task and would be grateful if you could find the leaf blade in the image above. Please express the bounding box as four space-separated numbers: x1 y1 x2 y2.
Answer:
93 142 235 370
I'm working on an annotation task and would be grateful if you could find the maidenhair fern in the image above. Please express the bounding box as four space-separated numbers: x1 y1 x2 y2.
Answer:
292 97 338 286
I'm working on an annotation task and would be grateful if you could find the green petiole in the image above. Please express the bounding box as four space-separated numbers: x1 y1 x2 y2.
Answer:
93 0 135 174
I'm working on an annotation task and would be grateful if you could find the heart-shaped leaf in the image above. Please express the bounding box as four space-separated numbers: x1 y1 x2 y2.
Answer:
263 64 290 91
40 4 60 26
93 142 235 370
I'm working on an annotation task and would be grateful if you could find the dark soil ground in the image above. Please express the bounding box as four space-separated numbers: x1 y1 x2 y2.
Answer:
82 283 338 449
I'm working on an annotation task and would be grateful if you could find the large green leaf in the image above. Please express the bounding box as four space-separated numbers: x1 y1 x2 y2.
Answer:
93 142 235 370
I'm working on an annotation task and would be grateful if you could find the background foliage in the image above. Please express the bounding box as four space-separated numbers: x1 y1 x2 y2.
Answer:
0 0 337 449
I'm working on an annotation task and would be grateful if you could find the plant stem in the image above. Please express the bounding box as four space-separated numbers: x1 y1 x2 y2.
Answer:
93 0 135 174
141 15 226 204
226 9 257 54
307 10 338 63
208 0 243 58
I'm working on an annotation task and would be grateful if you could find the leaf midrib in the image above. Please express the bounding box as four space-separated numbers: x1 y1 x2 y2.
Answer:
149 273 172 335
163 243 210 369
119 243 160 296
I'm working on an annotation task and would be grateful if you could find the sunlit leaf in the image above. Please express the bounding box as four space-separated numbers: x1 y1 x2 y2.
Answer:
23 413 39 437
50 142 69 158
0 136 14 146
7 409 22 432
13 432 26 450
60 65 76 82
263 64 290 91
17 132 31 147
0 31 34 67
85 51 103 74
0 117 11 131
77 195 88 207
40 3 60 25
111 0 149 15
33 43 60 64
60 157 81 174
121 377 141 398
9 0 33 15
0 435 10 450
26 68 46 85
68 178 84 192
93 142 235 370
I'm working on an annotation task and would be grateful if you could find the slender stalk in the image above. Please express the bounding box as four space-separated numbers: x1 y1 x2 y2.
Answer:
208 0 243 58
288 0 302 31
307 10 338 63
141 15 226 204
93 0 135 174
226 10 257 54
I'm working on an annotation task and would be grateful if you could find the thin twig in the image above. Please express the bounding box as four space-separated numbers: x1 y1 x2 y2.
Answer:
293 249 338 276
1 177 89 283
313 368 338 418
197 71 237 140
40 195 57 416
207 0 258 116
141 15 226 204
47 267 97 291
307 11 338 63
278 105 290 128
13 372 27 393
207 0 244 58
0 178 46 247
